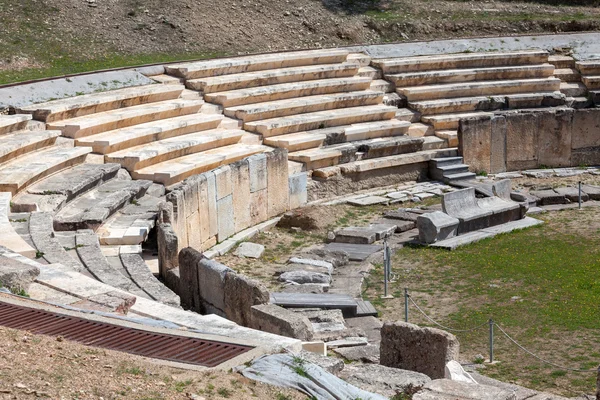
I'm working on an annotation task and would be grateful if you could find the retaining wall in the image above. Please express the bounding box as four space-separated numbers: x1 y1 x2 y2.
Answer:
458 108 600 174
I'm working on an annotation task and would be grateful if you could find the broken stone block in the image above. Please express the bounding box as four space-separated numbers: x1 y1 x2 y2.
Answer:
413 379 516 400
417 211 460 244
333 344 380 364
250 304 313 341
334 227 377 244
0 254 40 291
582 184 600 200
278 270 331 285
555 186 589 203
347 196 389 206
338 363 431 398
87 291 136 314
529 189 568 206
234 242 265 259
223 271 270 327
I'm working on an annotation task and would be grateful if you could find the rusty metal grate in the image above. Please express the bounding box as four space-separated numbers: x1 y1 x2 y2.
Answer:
0 301 253 367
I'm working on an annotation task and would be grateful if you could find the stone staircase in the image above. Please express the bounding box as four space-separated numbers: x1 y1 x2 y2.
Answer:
373 50 565 149
164 49 426 172
429 156 476 183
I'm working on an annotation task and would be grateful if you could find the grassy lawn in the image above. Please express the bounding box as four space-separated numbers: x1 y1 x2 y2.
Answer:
365 207 600 396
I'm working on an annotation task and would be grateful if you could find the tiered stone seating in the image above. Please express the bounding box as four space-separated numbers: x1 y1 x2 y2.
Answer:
166 50 417 171
373 50 563 150
577 60 600 100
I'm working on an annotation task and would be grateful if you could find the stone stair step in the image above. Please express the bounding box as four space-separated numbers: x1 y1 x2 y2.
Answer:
54 179 152 231
165 48 350 79
75 229 148 296
120 251 180 306
0 130 62 164
75 113 224 154
48 99 204 139
0 115 32 135
356 66 382 79
445 171 477 181
582 75 600 90
245 105 398 137
225 91 383 123
346 53 371 67
187 63 359 93
430 156 465 167
10 164 120 213
0 193 37 258
264 119 410 152
576 60 600 75
286 147 345 170
386 63 554 86
435 130 458 147
0 146 92 196
407 123 434 138
369 79 395 93
548 55 575 69
398 77 561 101
560 81 588 97
16 84 185 123
105 128 246 171
29 212 84 271
372 50 548 74
132 143 270 186
554 68 581 82
151 74 183 84
205 77 372 107
422 136 448 150
395 108 421 123
422 111 494 130
96 195 161 245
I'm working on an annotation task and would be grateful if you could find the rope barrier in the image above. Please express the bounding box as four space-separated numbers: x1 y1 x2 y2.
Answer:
493 323 598 373
408 297 489 333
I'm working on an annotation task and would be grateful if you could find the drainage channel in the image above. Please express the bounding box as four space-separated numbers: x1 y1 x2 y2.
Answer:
0 301 253 368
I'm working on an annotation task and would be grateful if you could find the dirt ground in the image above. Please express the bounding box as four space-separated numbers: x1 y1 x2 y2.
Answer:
0 326 304 400
2 0 600 75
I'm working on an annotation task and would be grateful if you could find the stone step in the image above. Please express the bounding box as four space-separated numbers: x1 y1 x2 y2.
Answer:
548 55 575 69
560 81 588 97
576 60 600 75
435 130 458 147
54 179 152 231
554 68 581 82
0 115 32 135
346 53 371 66
75 113 224 154
96 195 161 245
186 63 359 93
205 77 373 107
75 229 148 296
287 144 344 170
445 171 477 181
105 128 246 171
0 130 62 164
407 123 434 138
422 136 448 150
357 66 382 79
408 92 561 115
369 79 395 93
395 108 421 123
16 84 185 123
10 164 120 213
165 48 350 79
120 251 180 306
151 74 183 84
422 111 494 130
431 156 464 168
48 99 204 139
386 63 554 86
582 75 600 90
0 193 37 258
244 105 398 137
372 50 548 74
225 91 384 123
29 212 84 271
398 77 561 101
132 143 270 186
430 161 468 181
0 146 92 196
264 119 410 152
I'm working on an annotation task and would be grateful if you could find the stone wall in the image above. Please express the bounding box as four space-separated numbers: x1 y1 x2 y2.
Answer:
177 247 270 325
458 108 600 174
165 149 306 256
380 321 460 379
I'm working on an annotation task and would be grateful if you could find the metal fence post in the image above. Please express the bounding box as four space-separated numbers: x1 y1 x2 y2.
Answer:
579 181 583 210
404 288 409 322
381 237 393 299
489 319 494 363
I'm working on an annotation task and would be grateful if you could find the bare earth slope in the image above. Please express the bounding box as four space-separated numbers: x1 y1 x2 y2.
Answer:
1 0 600 82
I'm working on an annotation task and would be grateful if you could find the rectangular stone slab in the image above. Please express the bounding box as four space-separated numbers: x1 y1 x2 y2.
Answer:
270 292 358 318
324 243 383 261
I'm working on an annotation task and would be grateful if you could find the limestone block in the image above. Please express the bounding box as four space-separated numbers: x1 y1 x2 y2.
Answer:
197 257 233 314
205 171 219 238
186 211 202 249
0 254 40 291
537 109 572 167
266 149 290 218
234 242 265 258
164 266 180 295
458 115 491 173
157 223 178 278
506 112 539 171
414 379 517 400
278 270 332 285
248 153 268 193
339 364 431 399
490 115 507 174
380 321 460 379
250 188 268 225
165 188 187 252
572 147 600 166
417 211 459 244
216 194 234 242
196 174 212 243
445 360 477 384
250 304 313 341
214 165 232 200
231 160 252 232
302 341 327 356
223 272 270 327
183 177 199 219
571 108 600 150
177 247 202 311
288 172 308 210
